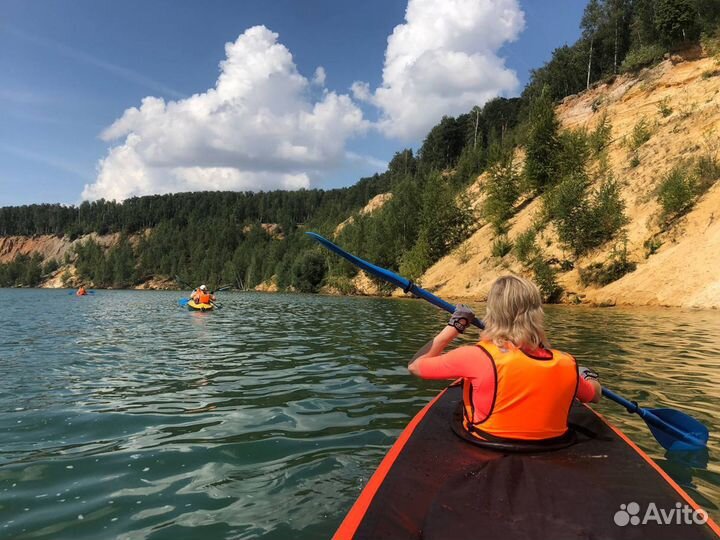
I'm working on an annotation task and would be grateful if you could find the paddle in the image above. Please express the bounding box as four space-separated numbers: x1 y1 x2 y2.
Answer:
307 232 709 452
601 388 708 451
175 275 193 304
206 285 229 308
306 232 484 330
175 275 193 290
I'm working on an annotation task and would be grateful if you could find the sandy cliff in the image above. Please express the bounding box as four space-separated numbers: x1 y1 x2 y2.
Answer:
0 231 168 289
421 52 720 309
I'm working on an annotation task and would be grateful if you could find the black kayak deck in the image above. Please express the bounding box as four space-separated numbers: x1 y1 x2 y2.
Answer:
336 384 719 540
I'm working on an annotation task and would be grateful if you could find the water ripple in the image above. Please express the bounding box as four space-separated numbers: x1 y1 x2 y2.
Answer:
0 289 718 539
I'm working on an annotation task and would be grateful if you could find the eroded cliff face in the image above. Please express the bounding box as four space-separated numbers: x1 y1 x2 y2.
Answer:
334 193 394 236
0 235 78 265
0 231 164 289
421 53 720 309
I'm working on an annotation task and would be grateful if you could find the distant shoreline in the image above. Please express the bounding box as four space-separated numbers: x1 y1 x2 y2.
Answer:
6 285 720 312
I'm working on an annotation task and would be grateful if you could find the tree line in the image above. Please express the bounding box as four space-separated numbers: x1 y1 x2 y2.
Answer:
0 177 390 238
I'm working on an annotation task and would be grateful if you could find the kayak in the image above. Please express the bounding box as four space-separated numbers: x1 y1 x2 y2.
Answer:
186 300 214 312
335 383 720 540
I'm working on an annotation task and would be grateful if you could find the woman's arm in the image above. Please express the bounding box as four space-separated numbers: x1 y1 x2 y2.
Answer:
408 326 459 376
408 304 476 377
577 366 602 403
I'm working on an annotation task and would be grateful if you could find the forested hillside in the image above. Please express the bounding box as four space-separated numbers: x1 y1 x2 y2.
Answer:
421 50 720 308
1 0 718 298
0 178 392 290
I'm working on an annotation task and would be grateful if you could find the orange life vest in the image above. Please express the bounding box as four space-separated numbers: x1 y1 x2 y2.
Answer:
196 291 211 304
462 340 578 441
76 287 87 296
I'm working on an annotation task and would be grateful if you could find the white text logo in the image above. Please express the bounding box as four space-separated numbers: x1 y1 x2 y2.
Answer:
614 502 708 526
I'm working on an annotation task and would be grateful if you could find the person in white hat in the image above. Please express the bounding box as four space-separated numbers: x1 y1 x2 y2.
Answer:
191 284 215 304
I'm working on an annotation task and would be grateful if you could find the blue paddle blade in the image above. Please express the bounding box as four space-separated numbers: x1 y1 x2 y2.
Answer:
646 408 709 452
178 298 190 307
602 387 709 452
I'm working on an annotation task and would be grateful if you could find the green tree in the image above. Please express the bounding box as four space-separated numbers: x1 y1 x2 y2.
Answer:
453 144 486 187
655 0 699 45
607 0 632 74
525 45 588 101
418 116 465 172
483 155 519 233
581 0 604 88
108 236 137 287
399 234 432 281
557 128 591 179
545 175 627 256
524 86 561 194
42 258 59 276
291 251 326 292
420 174 474 263
386 149 417 186
631 0 659 48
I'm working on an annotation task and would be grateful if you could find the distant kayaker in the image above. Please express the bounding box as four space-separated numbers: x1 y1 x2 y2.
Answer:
76 286 87 296
408 274 601 445
191 284 215 304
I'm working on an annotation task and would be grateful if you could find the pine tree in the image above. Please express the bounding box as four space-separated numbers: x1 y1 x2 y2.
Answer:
582 0 604 88
655 0 699 45
524 86 561 194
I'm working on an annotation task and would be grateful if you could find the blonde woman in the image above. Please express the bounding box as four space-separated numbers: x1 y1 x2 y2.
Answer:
408 275 601 446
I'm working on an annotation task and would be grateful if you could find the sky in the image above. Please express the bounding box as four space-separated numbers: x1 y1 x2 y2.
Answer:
0 0 588 206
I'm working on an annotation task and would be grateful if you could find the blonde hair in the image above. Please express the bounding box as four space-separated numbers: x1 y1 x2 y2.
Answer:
481 275 549 349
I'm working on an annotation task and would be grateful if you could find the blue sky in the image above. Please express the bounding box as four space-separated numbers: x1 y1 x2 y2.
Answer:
0 0 588 206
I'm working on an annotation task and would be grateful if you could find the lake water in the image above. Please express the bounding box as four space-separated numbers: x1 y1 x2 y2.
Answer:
0 289 718 539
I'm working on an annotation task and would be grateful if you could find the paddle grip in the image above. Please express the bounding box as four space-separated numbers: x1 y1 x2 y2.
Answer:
406 283 485 330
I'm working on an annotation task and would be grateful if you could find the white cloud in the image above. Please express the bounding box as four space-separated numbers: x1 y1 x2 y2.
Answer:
312 66 327 87
358 0 525 141
84 3 527 201
83 26 367 201
351 81 372 103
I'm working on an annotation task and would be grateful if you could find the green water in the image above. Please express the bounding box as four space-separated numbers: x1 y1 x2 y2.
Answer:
0 289 718 539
